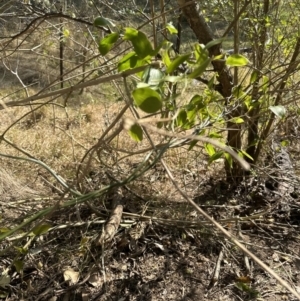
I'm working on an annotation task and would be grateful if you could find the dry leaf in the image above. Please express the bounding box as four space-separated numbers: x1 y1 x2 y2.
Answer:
272 253 279 262
63 268 79 285
0 273 10 288
88 273 102 287
81 288 90 301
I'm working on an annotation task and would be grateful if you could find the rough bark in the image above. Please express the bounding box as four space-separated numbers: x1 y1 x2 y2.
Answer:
177 0 242 182
178 0 233 97
246 0 270 163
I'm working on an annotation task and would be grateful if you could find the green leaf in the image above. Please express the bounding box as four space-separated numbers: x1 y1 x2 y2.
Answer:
14 246 28 255
161 41 173 67
142 66 164 88
226 54 249 66
213 54 224 60
128 124 143 142
188 58 210 79
232 85 244 98
0 227 10 233
186 107 197 122
224 153 233 168
94 16 116 28
194 44 209 63
229 117 244 124
0 273 10 289
166 22 178 34
153 40 164 57
0 291 8 298
207 75 216 89
188 140 198 150
123 27 154 59
262 75 269 93
189 94 204 106
250 70 259 84
32 224 51 236
99 32 119 55
244 95 253 110
63 29 70 38
205 143 216 156
118 51 147 72
204 38 224 49
235 282 259 298
269 105 286 118
240 150 253 161
176 110 187 127
166 53 191 74
281 140 289 147
208 151 224 163
13 260 24 274
80 236 89 247
209 132 223 138
132 87 162 113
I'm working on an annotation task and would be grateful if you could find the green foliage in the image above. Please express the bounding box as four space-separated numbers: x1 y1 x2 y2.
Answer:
188 44 211 78
166 22 178 35
93 0 298 176
94 16 116 28
0 227 10 233
226 54 249 66
205 143 216 156
204 143 225 164
0 273 10 290
132 87 162 113
205 38 225 49
239 150 253 161
118 52 148 72
166 53 191 74
250 71 259 84
224 152 233 168
208 151 224 163
235 282 259 298
123 27 155 59
99 32 119 55
194 44 209 63
229 117 244 124
31 223 51 236
160 41 173 67
189 58 211 79
63 28 70 38
13 260 24 274
128 124 143 142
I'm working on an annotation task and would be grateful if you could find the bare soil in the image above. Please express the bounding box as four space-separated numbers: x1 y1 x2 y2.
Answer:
1 167 300 301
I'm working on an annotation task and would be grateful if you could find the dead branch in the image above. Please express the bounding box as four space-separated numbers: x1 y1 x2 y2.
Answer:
97 188 124 246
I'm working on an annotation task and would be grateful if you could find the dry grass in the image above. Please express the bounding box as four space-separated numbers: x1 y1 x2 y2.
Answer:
0 89 225 241
1 9 300 301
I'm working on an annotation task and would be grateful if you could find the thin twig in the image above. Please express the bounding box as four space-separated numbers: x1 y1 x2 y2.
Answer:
161 160 300 300
123 118 250 170
210 247 224 286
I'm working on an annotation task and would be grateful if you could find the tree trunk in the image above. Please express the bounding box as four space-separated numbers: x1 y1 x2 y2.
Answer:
177 0 242 182
246 0 269 163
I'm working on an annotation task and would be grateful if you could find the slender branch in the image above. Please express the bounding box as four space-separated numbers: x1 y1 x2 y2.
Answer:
254 36 300 161
0 65 149 110
161 159 300 300
123 118 250 171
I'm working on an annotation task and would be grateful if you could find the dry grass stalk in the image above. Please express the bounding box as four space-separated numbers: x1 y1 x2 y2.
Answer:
0 167 37 201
